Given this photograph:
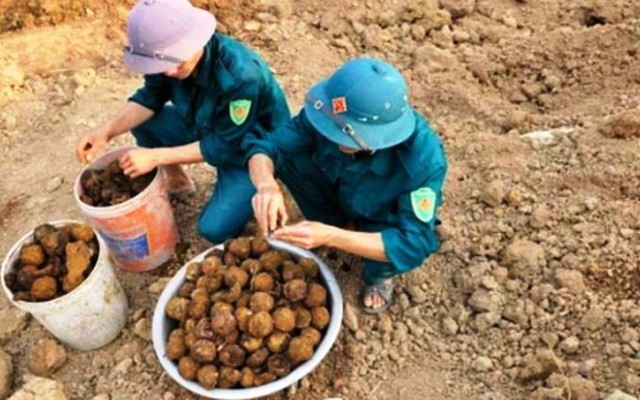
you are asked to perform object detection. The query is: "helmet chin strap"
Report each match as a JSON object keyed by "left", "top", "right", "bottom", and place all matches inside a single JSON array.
[{"left": 305, "top": 93, "right": 371, "bottom": 151}]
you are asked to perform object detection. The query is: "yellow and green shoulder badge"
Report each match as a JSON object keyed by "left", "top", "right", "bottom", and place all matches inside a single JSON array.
[
  {"left": 410, "top": 187, "right": 436, "bottom": 223},
  {"left": 230, "top": 99, "right": 251, "bottom": 125}
]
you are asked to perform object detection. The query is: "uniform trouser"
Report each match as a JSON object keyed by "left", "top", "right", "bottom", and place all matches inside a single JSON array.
[
  {"left": 132, "top": 106, "right": 255, "bottom": 244},
  {"left": 278, "top": 154, "right": 407, "bottom": 285}
]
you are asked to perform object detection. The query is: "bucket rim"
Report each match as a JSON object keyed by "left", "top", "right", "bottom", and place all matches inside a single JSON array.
[
  {"left": 73, "top": 146, "right": 164, "bottom": 215},
  {"left": 1, "top": 219, "right": 110, "bottom": 307}
]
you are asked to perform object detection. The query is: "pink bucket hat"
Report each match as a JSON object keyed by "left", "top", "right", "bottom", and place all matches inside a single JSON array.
[{"left": 124, "top": 0, "right": 216, "bottom": 74}]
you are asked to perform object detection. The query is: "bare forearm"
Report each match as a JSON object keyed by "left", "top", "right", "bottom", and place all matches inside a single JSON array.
[
  {"left": 105, "top": 102, "right": 155, "bottom": 139},
  {"left": 327, "top": 228, "right": 389, "bottom": 262},
  {"left": 249, "top": 154, "right": 278, "bottom": 189},
  {"left": 155, "top": 142, "right": 204, "bottom": 166}
]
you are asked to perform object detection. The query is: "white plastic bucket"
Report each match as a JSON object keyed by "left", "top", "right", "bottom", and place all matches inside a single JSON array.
[
  {"left": 152, "top": 240, "right": 344, "bottom": 399},
  {"left": 1, "top": 220, "right": 129, "bottom": 351},
  {"left": 73, "top": 147, "right": 180, "bottom": 272}
]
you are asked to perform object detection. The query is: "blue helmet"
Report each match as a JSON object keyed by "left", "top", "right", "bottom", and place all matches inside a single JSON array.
[{"left": 304, "top": 57, "right": 416, "bottom": 151}]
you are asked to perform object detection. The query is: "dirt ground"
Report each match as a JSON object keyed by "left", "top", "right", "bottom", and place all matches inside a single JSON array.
[{"left": 1, "top": 0, "right": 640, "bottom": 399}]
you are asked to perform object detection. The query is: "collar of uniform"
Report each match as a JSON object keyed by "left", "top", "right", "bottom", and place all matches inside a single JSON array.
[
  {"left": 194, "top": 34, "right": 217, "bottom": 88},
  {"left": 342, "top": 148, "right": 393, "bottom": 176}
]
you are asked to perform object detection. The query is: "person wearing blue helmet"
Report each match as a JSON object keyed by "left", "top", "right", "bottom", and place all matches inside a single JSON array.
[
  {"left": 75, "top": 0, "right": 290, "bottom": 244},
  {"left": 244, "top": 58, "right": 448, "bottom": 313}
]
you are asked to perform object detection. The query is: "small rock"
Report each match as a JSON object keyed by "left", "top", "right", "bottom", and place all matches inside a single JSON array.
[
  {"left": 502, "top": 301, "right": 528, "bottom": 326},
  {"left": 147, "top": 278, "right": 171, "bottom": 294},
  {"left": 531, "top": 205, "right": 553, "bottom": 228},
  {"left": 0, "top": 63, "right": 25, "bottom": 87},
  {"left": 472, "top": 356, "right": 493, "bottom": 372},
  {"left": 442, "top": 317, "right": 459, "bottom": 335},
  {"left": 439, "top": 0, "right": 475, "bottom": 18},
  {"left": 584, "top": 197, "right": 598, "bottom": 211},
  {"left": 133, "top": 318, "right": 151, "bottom": 342},
  {"left": 581, "top": 307, "right": 606, "bottom": 331},
  {"left": 8, "top": 375, "right": 66, "bottom": 400},
  {"left": 546, "top": 373, "right": 566, "bottom": 388},
  {"left": 406, "top": 286, "right": 427, "bottom": 304},
  {"left": 343, "top": 303, "right": 359, "bottom": 332},
  {"left": 114, "top": 358, "right": 133, "bottom": 375},
  {"left": 481, "top": 276, "right": 500, "bottom": 291},
  {"left": 378, "top": 314, "right": 394, "bottom": 334},
  {"left": 28, "top": 340, "right": 67, "bottom": 377},
  {"left": 474, "top": 312, "right": 501, "bottom": 332},
  {"left": 397, "top": 293, "right": 411, "bottom": 311},
  {"left": 599, "top": 111, "right": 640, "bottom": 139},
  {"left": 468, "top": 289, "right": 504, "bottom": 313},
  {"left": 131, "top": 309, "right": 145, "bottom": 322},
  {"left": 503, "top": 240, "right": 545, "bottom": 279},
  {"left": 243, "top": 20, "right": 262, "bottom": 31},
  {"left": 162, "top": 392, "right": 175, "bottom": 400},
  {"left": 92, "top": 395, "right": 110, "bottom": 400},
  {"left": 0, "top": 350, "right": 12, "bottom": 400},
  {"left": 46, "top": 176, "right": 64, "bottom": 193},
  {"left": 0, "top": 307, "right": 29, "bottom": 343},
  {"left": 568, "top": 375, "right": 598, "bottom": 400},
  {"left": 622, "top": 328, "right": 640, "bottom": 344},
  {"left": 577, "top": 359, "right": 597, "bottom": 377},
  {"left": 625, "top": 374, "right": 640, "bottom": 392},
  {"left": 114, "top": 342, "right": 144, "bottom": 362},
  {"left": 541, "top": 332, "right": 560, "bottom": 349},
  {"left": 554, "top": 269, "right": 586, "bottom": 295},
  {"left": 529, "top": 387, "right": 564, "bottom": 400},
  {"left": 506, "top": 188, "right": 523, "bottom": 206},
  {"left": 559, "top": 336, "right": 580, "bottom": 354},
  {"left": 480, "top": 180, "right": 506, "bottom": 207},
  {"left": 519, "top": 349, "right": 562, "bottom": 383},
  {"left": 604, "top": 390, "right": 638, "bottom": 400}
]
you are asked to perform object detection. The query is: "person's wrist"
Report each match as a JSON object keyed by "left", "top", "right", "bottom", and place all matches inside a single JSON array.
[
  {"left": 257, "top": 180, "right": 279, "bottom": 192},
  {"left": 154, "top": 148, "right": 171, "bottom": 166},
  {"left": 325, "top": 226, "right": 343, "bottom": 248}
]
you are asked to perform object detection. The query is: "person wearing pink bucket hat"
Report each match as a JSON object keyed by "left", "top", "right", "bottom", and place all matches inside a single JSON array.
[{"left": 75, "top": 0, "right": 290, "bottom": 244}]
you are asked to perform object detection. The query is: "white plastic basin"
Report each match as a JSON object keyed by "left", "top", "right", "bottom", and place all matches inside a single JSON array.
[{"left": 152, "top": 239, "right": 344, "bottom": 399}]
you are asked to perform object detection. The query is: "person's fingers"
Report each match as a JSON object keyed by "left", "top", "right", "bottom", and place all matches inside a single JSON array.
[
  {"left": 268, "top": 198, "right": 280, "bottom": 233},
  {"left": 123, "top": 165, "right": 137, "bottom": 177},
  {"left": 273, "top": 225, "right": 307, "bottom": 239},
  {"left": 253, "top": 196, "right": 269, "bottom": 237},
  {"left": 278, "top": 199, "right": 289, "bottom": 227},
  {"left": 76, "top": 138, "right": 88, "bottom": 162},
  {"left": 119, "top": 159, "right": 132, "bottom": 169}
]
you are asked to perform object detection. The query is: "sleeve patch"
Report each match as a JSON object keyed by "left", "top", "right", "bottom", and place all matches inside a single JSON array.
[
  {"left": 410, "top": 187, "right": 436, "bottom": 223},
  {"left": 229, "top": 99, "right": 252, "bottom": 125}
]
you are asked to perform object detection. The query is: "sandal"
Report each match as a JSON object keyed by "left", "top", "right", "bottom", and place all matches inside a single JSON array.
[{"left": 361, "top": 280, "right": 394, "bottom": 314}]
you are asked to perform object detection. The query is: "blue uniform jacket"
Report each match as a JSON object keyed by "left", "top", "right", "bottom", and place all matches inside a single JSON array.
[
  {"left": 245, "top": 110, "right": 448, "bottom": 273},
  {"left": 128, "top": 33, "right": 290, "bottom": 168}
]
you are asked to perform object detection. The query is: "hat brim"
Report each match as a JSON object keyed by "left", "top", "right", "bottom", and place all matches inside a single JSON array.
[
  {"left": 124, "top": 9, "right": 216, "bottom": 75},
  {"left": 303, "top": 79, "right": 416, "bottom": 150}
]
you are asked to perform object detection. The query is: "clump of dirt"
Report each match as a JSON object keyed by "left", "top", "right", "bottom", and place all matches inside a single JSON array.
[
  {"left": 599, "top": 110, "right": 640, "bottom": 139},
  {"left": 163, "top": 237, "right": 330, "bottom": 390},
  {"left": 4, "top": 223, "right": 98, "bottom": 302},
  {"left": 79, "top": 160, "right": 154, "bottom": 207}
]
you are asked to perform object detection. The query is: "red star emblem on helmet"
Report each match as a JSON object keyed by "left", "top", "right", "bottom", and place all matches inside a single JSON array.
[{"left": 332, "top": 97, "right": 347, "bottom": 114}]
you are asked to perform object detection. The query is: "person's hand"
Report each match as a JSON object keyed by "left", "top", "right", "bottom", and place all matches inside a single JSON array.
[
  {"left": 271, "top": 221, "right": 336, "bottom": 249},
  {"left": 76, "top": 126, "right": 110, "bottom": 163},
  {"left": 119, "top": 148, "right": 161, "bottom": 178},
  {"left": 252, "top": 182, "right": 288, "bottom": 236}
]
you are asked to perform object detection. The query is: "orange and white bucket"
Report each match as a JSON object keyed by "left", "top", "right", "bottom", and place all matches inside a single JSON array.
[{"left": 74, "top": 148, "right": 179, "bottom": 272}]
